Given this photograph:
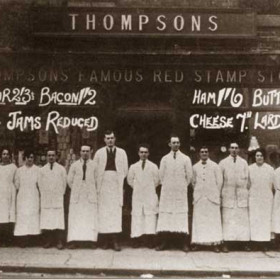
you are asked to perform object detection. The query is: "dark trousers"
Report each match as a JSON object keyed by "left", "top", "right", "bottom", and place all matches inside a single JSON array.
[
  {"left": 158, "top": 232, "right": 189, "bottom": 248},
  {"left": 98, "top": 233, "right": 120, "bottom": 246},
  {"left": 132, "top": 234, "right": 156, "bottom": 248},
  {"left": 223, "top": 241, "right": 251, "bottom": 250},
  {"left": 43, "top": 229, "right": 64, "bottom": 245},
  {"left": 0, "top": 223, "right": 14, "bottom": 246}
]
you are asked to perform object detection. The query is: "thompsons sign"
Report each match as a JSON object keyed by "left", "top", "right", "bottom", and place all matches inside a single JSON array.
[{"left": 32, "top": 7, "right": 256, "bottom": 38}]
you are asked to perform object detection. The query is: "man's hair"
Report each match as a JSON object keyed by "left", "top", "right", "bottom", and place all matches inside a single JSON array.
[
  {"left": 104, "top": 130, "right": 115, "bottom": 137},
  {"left": 169, "top": 134, "right": 180, "bottom": 143},
  {"left": 138, "top": 143, "right": 150, "bottom": 151},
  {"left": 229, "top": 142, "right": 239, "bottom": 148},
  {"left": 81, "top": 145, "right": 91, "bottom": 151},
  {"left": 47, "top": 149, "right": 57, "bottom": 154},
  {"left": 24, "top": 149, "right": 35, "bottom": 159},
  {"left": 199, "top": 145, "right": 208, "bottom": 151}
]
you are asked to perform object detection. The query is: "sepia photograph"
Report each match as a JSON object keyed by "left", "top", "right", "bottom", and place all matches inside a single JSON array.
[{"left": 0, "top": 0, "right": 280, "bottom": 278}]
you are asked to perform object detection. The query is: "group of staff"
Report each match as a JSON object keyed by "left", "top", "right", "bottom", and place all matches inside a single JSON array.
[{"left": 0, "top": 130, "right": 279, "bottom": 253}]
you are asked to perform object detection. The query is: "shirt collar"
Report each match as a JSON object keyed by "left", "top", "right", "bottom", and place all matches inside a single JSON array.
[
  {"left": 229, "top": 155, "right": 238, "bottom": 161},
  {"left": 200, "top": 159, "right": 208, "bottom": 165},
  {"left": 170, "top": 150, "right": 180, "bottom": 155}
]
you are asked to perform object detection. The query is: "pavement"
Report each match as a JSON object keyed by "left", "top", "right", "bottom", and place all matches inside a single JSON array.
[{"left": 1, "top": 247, "right": 280, "bottom": 278}]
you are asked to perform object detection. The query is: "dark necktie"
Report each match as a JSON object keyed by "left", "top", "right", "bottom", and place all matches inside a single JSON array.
[
  {"left": 174, "top": 152, "right": 176, "bottom": 159},
  {"left": 110, "top": 148, "right": 113, "bottom": 154},
  {"left": 142, "top": 159, "right": 146, "bottom": 170},
  {"left": 50, "top": 163, "right": 53, "bottom": 170},
  {"left": 83, "top": 159, "right": 87, "bottom": 180},
  {"left": 234, "top": 157, "right": 236, "bottom": 163}
]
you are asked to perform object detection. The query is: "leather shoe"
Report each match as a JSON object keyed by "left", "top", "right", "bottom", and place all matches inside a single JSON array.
[
  {"left": 101, "top": 242, "right": 110, "bottom": 250},
  {"left": 191, "top": 245, "right": 199, "bottom": 251},
  {"left": 244, "top": 245, "right": 251, "bottom": 252},
  {"left": 212, "top": 245, "right": 220, "bottom": 253},
  {"left": 113, "top": 242, "right": 121, "bottom": 252},
  {"left": 155, "top": 242, "right": 167, "bottom": 251},
  {"left": 221, "top": 244, "right": 229, "bottom": 253},
  {"left": 67, "top": 242, "right": 77, "bottom": 249},
  {"left": 56, "top": 241, "right": 64, "bottom": 250},
  {"left": 43, "top": 242, "right": 52, "bottom": 249},
  {"left": 182, "top": 244, "right": 190, "bottom": 253},
  {"left": 132, "top": 241, "right": 141, "bottom": 248}
]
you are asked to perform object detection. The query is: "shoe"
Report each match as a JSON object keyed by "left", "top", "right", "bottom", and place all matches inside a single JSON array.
[
  {"left": 19, "top": 242, "right": 26, "bottom": 248},
  {"left": 101, "top": 242, "right": 110, "bottom": 250},
  {"left": 221, "top": 244, "right": 229, "bottom": 253},
  {"left": 155, "top": 242, "right": 167, "bottom": 251},
  {"left": 147, "top": 242, "right": 155, "bottom": 249},
  {"left": 263, "top": 246, "right": 269, "bottom": 252},
  {"left": 212, "top": 245, "right": 220, "bottom": 253},
  {"left": 43, "top": 242, "right": 52, "bottom": 249},
  {"left": 56, "top": 241, "right": 64, "bottom": 250},
  {"left": 90, "top": 243, "right": 97, "bottom": 249},
  {"left": 182, "top": 244, "right": 190, "bottom": 253},
  {"left": 132, "top": 241, "right": 141, "bottom": 248},
  {"left": 191, "top": 245, "right": 199, "bottom": 251},
  {"left": 67, "top": 242, "right": 77, "bottom": 249},
  {"left": 113, "top": 242, "right": 121, "bottom": 252},
  {"left": 244, "top": 245, "right": 251, "bottom": 252}
]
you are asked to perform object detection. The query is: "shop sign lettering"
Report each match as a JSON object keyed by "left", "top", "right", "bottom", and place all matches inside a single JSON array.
[
  {"left": 190, "top": 87, "right": 280, "bottom": 132},
  {"left": 0, "top": 87, "right": 99, "bottom": 133},
  {"left": 33, "top": 8, "right": 256, "bottom": 38},
  {"left": 192, "top": 88, "right": 243, "bottom": 107}
]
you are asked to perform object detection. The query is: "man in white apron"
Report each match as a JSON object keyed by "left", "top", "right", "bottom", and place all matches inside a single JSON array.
[
  {"left": 156, "top": 135, "right": 193, "bottom": 252},
  {"left": 127, "top": 144, "right": 160, "bottom": 248},
  {"left": 219, "top": 142, "right": 250, "bottom": 252},
  {"left": 38, "top": 150, "right": 67, "bottom": 250},
  {"left": 94, "top": 130, "right": 128, "bottom": 251},
  {"left": 67, "top": 145, "right": 98, "bottom": 249},
  {"left": 191, "top": 146, "right": 223, "bottom": 252}
]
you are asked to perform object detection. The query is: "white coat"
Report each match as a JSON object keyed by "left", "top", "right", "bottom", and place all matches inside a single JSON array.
[
  {"left": 249, "top": 163, "right": 274, "bottom": 241},
  {"left": 0, "top": 163, "right": 17, "bottom": 223},
  {"left": 219, "top": 155, "right": 249, "bottom": 208},
  {"left": 67, "top": 159, "right": 97, "bottom": 205},
  {"left": 67, "top": 159, "right": 98, "bottom": 241},
  {"left": 157, "top": 150, "right": 193, "bottom": 233},
  {"left": 192, "top": 159, "right": 223, "bottom": 205},
  {"left": 158, "top": 151, "right": 193, "bottom": 214},
  {"left": 127, "top": 159, "right": 160, "bottom": 216},
  {"left": 94, "top": 146, "right": 128, "bottom": 206},
  {"left": 14, "top": 165, "right": 40, "bottom": 236},
  {"left": 39, "top": 162, "right": 67, "bottom": 209},
  {"left": 191, "top": 159, "right": 223, "bottom": 244},
  {"left": 272, "top": 167, "right": 280, "bottom": 233},
  {"left": 38, "top": 162, "right": 67, "bottom": 230},
  {"left": 219, "top": 155, "right": 250, "bottom": 241}
]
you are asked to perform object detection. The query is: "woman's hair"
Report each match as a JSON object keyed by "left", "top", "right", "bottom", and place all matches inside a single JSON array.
[
  {"left": 0, "top": 147, "right": 11, "bottom": 156},
  {"left": 254, "top": 148, "right": 266, "bottom": 159},
  {"left": 24, "top": 149, "right": 35, "bottom": 159}
]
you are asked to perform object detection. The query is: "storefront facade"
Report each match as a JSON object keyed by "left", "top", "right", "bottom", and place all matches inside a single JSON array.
[{"left": 1, "top": 0, "right": 280, "bottom": 237}]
